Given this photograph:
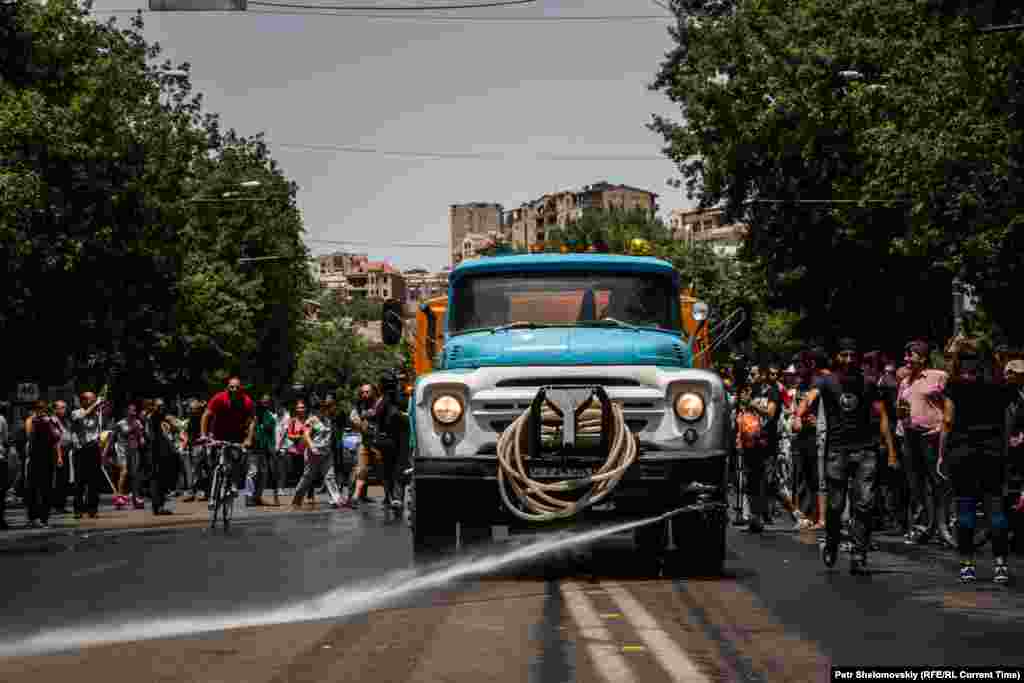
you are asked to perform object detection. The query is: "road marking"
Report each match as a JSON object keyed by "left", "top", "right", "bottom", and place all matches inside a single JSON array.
[
  {"left": 70, "top": 559, "right": 130, "bottom": 578},
  {"left": 601, "top": 612, "right": 623, "bottom": 619},
  {"left": 603, "top": 583, "right": 711, "bottom": 683},
  {"left": 561, "top": 582, "right": 637, "bottom": 683},
  {"left": 622, "top": 645, "right": 646, "bottom": 652}
]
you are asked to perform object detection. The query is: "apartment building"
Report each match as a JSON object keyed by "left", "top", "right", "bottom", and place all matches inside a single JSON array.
[
  {"left": 669, "top": 207, "right": 747, "bottom": 257},
  {"left": 404, "top": 268, "right": 450, "bottom": 302},
  {"left": 346, "top": 261, "right": 406, "bottom": 301},
  {"left": 449, "top": 202, "right": 504, "bottom": 267},
  {"left": 314, "top": 250, "right": 406, "bottom": 302},
  {"left": 501, "top": 181, "right": 659, "bottom": 250}
]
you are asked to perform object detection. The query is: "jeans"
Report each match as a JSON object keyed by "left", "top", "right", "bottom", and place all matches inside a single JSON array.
[
  {"left": 292, "top": 453, "right": 342, "bottom": 505},
  {"left": 949, "top": 445, "right": 1008, "bottom": 559},
  {"left": 177, "top": 446, "right": 192, "bottom": 492},
  {"left": 189, "top": 446, "right": 210, "bottom": 496},
  {"left": 0, "top": 456, "right": 8, "bottom": 525},
  {"left": 246, "top": 448, "right": 270, "bottom": 497},
  {"left": 791, "top": 437, "right": 818, "bottom": 517},
  {"left": 825, "top": 447, "right": 878, "bottom": 559},
  {"left": 267, "top": 450, "right": 289, "bottom": 494},
  {"left": 903, "top": 429, "right": 951, "bottom": 540},
  {"left": 27, "top": 452, "right": 55, "bottom": 524},
  {"left": 130, "top": 447, "right": 148, "bottom": 502},
  {"left": 742, "top": 445, "right": 772, "bottom": 522},
  {"left": 73, "top": 442, "right": 102, "bottom": 514}
]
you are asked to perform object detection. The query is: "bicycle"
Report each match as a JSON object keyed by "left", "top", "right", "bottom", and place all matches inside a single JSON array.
[{"left": 201, "top": 439, "right": 247, "bottom": 531}]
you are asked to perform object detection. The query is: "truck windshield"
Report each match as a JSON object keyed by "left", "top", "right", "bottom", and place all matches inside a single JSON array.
[{"left": 450, "top": 272, "right": 680, "bottom": 334}]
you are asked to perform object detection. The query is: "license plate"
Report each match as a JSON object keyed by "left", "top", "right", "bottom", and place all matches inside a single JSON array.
[{"left": 530, "top": 467, "right": 592, "bottom": 478}]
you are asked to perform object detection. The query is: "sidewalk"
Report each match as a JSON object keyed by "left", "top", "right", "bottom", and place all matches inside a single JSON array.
[{"left": 1, "top": 486, "right": 392, "bottom": 548}]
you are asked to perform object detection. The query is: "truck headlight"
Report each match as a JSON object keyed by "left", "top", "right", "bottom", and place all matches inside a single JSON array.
[
  {"left": 431, "top": 394, "right": 463, "bottom": 425},
  {"left": 674, "top": 392, "right": 704, "bottom": 422}
]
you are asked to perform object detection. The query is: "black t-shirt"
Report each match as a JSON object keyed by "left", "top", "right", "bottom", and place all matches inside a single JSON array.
[
  {"left": 945, "top": 380, "right": 1011, "bottom": 459},
  {"left": 816, "top": 371, "right": 879, "bottom": 450},
  {"left": 749, "top": 381, "right": 781, "bottom": 443}
]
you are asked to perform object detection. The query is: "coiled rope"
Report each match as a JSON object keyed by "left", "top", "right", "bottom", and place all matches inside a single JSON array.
[{"left": 496, "top": 399, "right": 638, "bottom": 522}]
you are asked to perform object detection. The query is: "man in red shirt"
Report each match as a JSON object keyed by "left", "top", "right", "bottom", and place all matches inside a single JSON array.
[
  {"left": 201, "top": 377, "right": 255, "bottom": 445},
  {"left": 199, "top": 377, "right": 255, "bottom": 493}
]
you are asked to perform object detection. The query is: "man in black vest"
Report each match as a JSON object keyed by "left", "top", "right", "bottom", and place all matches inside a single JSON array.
[{"left": 803, "top": 338, "right": 898, "bottom": 574}]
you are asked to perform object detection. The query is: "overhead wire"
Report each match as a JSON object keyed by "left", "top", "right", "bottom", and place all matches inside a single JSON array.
[
  {"left": 272, "top": 143, "right": 667, "bottom": 161},
  {"left": 89, "top": 7, "right": 667, "bottom": 20},
  {"left": 305, "top": 238, "right": 448, "bottom": 247},
  {"left": 248, "top": 0, "right": 539, "bottom": 10}
]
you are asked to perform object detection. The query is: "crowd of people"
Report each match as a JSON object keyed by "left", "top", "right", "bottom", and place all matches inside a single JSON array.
[
  {"left": 3, "top": 337, "right": 1022, "bottom": 587},
  {"left": 724, "top": 336, "right": 1024, "bottom": 583},
  {"left": 0, "top": 371, "right": 409, "bottom": 530}
]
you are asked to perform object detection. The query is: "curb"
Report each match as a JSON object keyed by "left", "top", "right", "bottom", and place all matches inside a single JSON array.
[{"left": 0, "top": 506, "right": 350, "bottom": 552}]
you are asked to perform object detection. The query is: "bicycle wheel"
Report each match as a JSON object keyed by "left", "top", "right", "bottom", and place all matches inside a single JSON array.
[
  {"left": 209, "top": 466, "right": 222, "bottom": 530},
  {"left": 222, "top": 479, "right": 234, "bottom": 531}
]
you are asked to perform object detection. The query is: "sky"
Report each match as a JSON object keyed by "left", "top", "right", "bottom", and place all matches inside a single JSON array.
[{"left": 89, "top": 0, "right": 696, "bottom": 271}]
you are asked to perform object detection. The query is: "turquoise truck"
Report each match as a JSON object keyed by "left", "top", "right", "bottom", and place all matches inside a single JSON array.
[{"left": 403, "top": 252, "right": 738, "bottom": 576}]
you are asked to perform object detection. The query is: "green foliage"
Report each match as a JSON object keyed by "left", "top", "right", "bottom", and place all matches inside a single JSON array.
[
  {"left": 547, "top": 207, "right": 669, "bottom": 252},
  {"left": 296, "top": 295, "right": 403, "bottom": 402},
  {"left": 651, "top": 0, "right": 1024, "bottom": 347}
]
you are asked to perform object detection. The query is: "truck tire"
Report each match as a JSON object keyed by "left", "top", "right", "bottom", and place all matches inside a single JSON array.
[
  {"left": 634, "top": 520, "right": 667, "bottom": 578},
  {"left": 664, "top": 513, "right": 726, "bottom": 578},
  {"left": 408, "top": 477, "right": 457, "bottom": 559}
]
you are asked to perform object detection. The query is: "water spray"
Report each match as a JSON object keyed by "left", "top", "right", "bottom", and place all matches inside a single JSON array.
[{"left": 0, "top": 510, "right": 688, "bottom": 658}]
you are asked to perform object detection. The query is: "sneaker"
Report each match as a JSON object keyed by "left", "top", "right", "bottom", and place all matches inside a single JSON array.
[
  {"left": 132, "top": 497, "right": 145, "bottom": 510},
  {"left": 994, "top": 560, "right": 1010, "bottom": 585},
  {"left": 960, "top": 561, "right": 977, "bottom": 583},
  {"left": 849, "top": 556, "right": 869, "bottom": 575},
  {"left": 822, "top": 543, "right": 838, "bottom": 568}
]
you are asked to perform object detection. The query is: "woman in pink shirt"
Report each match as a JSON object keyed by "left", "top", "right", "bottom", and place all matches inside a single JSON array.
[{"left": 897, "top": 340, "right": 954, "bottom": 547}]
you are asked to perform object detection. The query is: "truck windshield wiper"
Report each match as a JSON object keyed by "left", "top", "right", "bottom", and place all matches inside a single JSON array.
[
  {"left": 492, "top": 321, "right": 546, "bottom": 333},
  {"left": 576, "top": 318, "right": 639, "bottom": 330}
]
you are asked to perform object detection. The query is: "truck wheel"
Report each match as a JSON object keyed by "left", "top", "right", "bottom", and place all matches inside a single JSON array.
[
  {"left": 664, "top": 514, "right": 726, "bottom": 578},
  {"left": 634, "top": 521, "right": 667, "bottom": 578},
  {"left": 409, "top": 478, "right": 456, "bottom": 559}
]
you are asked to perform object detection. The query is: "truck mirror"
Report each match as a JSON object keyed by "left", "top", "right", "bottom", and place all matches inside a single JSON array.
[{"left": 692, "top": 301, "right": 709, "bottom": 323}]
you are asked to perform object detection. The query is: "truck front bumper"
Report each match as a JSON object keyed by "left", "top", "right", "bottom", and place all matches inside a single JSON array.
[{"left": 414, "top": 450, "right": 729, "bottom": 526}]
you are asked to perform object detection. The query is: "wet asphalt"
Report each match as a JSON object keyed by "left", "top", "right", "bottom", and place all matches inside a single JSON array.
[{"left": 2, "top": 504, "right": 1024, "bottom": 680}]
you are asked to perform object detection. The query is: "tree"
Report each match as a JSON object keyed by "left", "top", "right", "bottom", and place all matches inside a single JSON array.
[
  {"left": 546, "top": 207, "right": 670, "bottom": 252},
  {"left": 0, "top": 0, "right": 312, "bottom": 399},
  {"left": 650, "top": 0, "right": 1023, "bottom": 348},
  {"left": 293, "top": 320, "right": 402, "bottom": 404}
]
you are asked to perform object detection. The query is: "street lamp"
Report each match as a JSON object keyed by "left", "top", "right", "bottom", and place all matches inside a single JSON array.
[{"left": 187, "top": 180, "right": 265, "bottom": 203}]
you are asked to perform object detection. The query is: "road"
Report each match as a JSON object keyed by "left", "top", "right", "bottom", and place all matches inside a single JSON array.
[{"left": 1, "top": 501, "right": 1023, "bottom": 682}]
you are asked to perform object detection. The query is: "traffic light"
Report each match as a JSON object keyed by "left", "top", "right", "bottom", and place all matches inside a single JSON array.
[{"left": 382, "top": 299, "right": 403, "bottom": 346}]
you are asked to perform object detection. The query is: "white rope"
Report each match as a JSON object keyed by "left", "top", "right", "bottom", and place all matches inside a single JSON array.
[{"left": 495, "top": 400, "right": 638, "bottom": 523}]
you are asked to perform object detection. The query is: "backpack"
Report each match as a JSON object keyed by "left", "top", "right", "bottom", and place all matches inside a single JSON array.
[{"left": 737, "top": 410, "right": 768, "bottom": 450}]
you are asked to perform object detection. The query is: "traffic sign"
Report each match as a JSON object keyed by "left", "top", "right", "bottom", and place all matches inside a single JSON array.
[{"left": 16, "top": 383, "right": 39, "bottom": 402}]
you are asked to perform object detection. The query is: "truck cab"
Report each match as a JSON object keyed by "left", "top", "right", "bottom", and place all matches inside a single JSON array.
[{"left": 406, "top": 253, "right": 731, "bottom": 575}]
